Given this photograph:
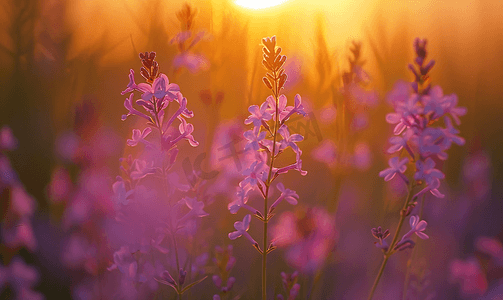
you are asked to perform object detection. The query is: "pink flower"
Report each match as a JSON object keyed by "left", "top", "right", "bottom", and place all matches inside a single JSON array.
[
  {"left": 228, "top": 214, "right": 257, "bottom": 246},
  {"left": 173, "top": 53, "right": 209, "bottom": 74},
  {"left": 137, "top": 73, "right": 180, "bottom": 102},
  {"left": 270, "top": 183, "right": 299, "bottom": 211},
  {"left": 282, "top": 94, "right": 307, "bottom": 122},
  {"left": 450, "top": 258, "right": 488, "bottom": 296},
  {"left": 243, "top": 128, "right": 266, "bottom": 151},
  {"left": 121, "top": 69, "right": 138, "bottom": 95},
  {"left": 379, "top": 157, "right": 409, "bottom": 183},
  {"left": 0, "top": 257, "right": 42, "bottom": 300},
  {"left": 278, "top": 125, "right": 303, "bottom": 154},
  {"left": 413, "top": 158, "right": 445, "bottom": 198},
  {"left": 112, "top": 181, "right": 134, "bottom": 206},
  {"left": 475, "top": 236, "right": 503, "bottom": 264},
  {"left": 122, "top": 93, "right": 151, "bottom": 122},
  {"left": 441, "top": 93, "right": 467, "bottom": 125},
  {"left": 272, "top": 207, "right": 336, "bottom": 273},
  {"left": 130, "top": 159, "right": 156, "bottom": 181},
  {"left": 401, "top": 215, "right": 429, "bottom": 241},
  {"left": 0, "top": 126, "right": 17, "bottom": 151},
  {"left": 228, "top": 184, "right": 257, "bottom": 214},
  {"left": 311, "top": 140, "right": 337, "bottom": 168},
  {"left": 245, "top": 101, "right": 272, "bottom": 128},
  {"left": 47, "top": 167, "right": 72, "bottom": 203},
  {"left": 127, "top": 127, "right": 152, "bottom": 147}
]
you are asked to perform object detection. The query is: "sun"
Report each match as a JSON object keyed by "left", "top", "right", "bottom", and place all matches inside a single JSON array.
[{"left": 234, "top": 0, "right": 288, "bottom": 9}]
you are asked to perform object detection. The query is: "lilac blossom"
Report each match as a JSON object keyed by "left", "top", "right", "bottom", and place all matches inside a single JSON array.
[
  {"left": 0, "top": 126, "right": 18, "bottom": 151},
  {"left": 47, "top": 167, "right": 72, "bottom": 203},
  {"left": 277, "top": 271, "right": 301, "bottom": 300},
  {"left": 228, "top": 214, "right": 257, "bottom": 245},
  {"left": 107, "top": 246, "right": 141, "bottom": 281},
  {"left": 240, "top": 159, "right": 268, "bottom": 190},
  {"left": 176, "top": 196, "right": 209, "bottom": 225},
  {"left": 275, "top": 150, "right": 308, "bottom": 176},
  {"left": 121, "top": 93, "right": 151, "bottom": 122},
  {"left": 278, "top": 125, "right": 304, "bottom": 154},
  {"left": 245, "top": 101, "right": 272, "bottom": 128},
  {"left": 400, "top": 215, "right": 429, "bottom": 241},
  {"left": 129, "top": 159, "right": 156, "bottom": 181},
  {"left": 0, "top": 257, "right": 43, "bottom": 300},
  {"left": 413, "top": 158, "right": 445, "bottom": 198},
  {"left": 311, "top": 140, "right": 337, "bottom": 168},
  {"left": 228, "top": 36, "right": 308, "bottom": 300},
  {"left": 270, "top": 183, "right": 299, "bottom": 211},
  {"left": 371, "top": 226, "right": 390, "bottom": 251},
  {"left": 173, "top": 53, "right": 209, "bottom": 74},
  {"left": 136, "top": 73, "right": 180, "bottom": 102},
  {"left": 112, "top": 51, "right": 208, "bottom": 298},
  {"left": 127, "top": 128, "right": 152, "bottom": 147},
  {"left": 450, "top": 258, "right": 488, "bottom": 296},
  {"left": 243, "top": 128, "right": 266, "bottom": 151},
  {"left": 379, "top": 157, "right": 409, "bottom": 183},
  {"left": 112, "top": 180, "right": 134, "bottom": 206},
  {"left": 1, "top": 184, "right": 37, "bottom": 251},
  {"left": 475, "top": 237, "right": 503, "bottom": 265},
  {"left": 381, "top": 38, "right": 465, "bottom": 200},
  {"left": 212, "top": 245, "right": 236, "bottom": 298},
  {"left": 171, "top": 4, "right": 210, "bottom": 74},
  {"left": 441, "top": 93, "right": 467, "bottom": 125},
  {"left": 370, "top": 38, "right": 466, "bottom": 300},
  {"left": 228, "top": 184, "right": 258, "bottom": 214},
  {"left": 387, "top": 129, "right": 414, "bottom": 155},
  {"left": 272, "top": 207, "right": 337, "bottom": 273}
]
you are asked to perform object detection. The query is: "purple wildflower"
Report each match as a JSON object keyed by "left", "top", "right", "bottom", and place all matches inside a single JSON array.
[
  {"left": 127, "top": 128, "right": 152, "bottom": 147},
  {"left": 278, "top": 125, "right": 304, "bottom": 154},
  {"left": 245, "top": 101, "right": 272, "bottom": 128},
  {"left": 379, "top": 157, "right": 409, "bottom": 183},
  {"left": 270, "top": 183, "right": 299, "bottom": 212},
  {"left": 228, "top": 214, "right": 257, "bottom": 245},
  {"left": 401, "top": 215, "right": 429, "bottom": 241}
]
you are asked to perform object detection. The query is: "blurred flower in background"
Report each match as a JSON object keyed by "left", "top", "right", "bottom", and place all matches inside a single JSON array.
[{"left": 272, "top": 206, "right": 337, "bottom": 274}]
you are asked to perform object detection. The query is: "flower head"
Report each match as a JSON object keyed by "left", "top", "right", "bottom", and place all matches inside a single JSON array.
[
  {"left": 228, "top": 214, "right": 257, "bottom": 246},
  {"left": 401, "top": 215, "right": 429, "bottom": 241},
  {"left": 379, "top": 157, "right": 409, "bottom": 183}
]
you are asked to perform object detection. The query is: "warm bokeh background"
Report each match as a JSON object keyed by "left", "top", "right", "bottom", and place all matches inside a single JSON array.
[{"left": 1, "top": 0, "right": 502, "bottom": 299}]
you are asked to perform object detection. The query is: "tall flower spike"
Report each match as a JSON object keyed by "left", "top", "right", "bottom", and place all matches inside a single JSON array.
[
  {"left": 139, "top": 51, "right": 160, "bottom": 83},
  {"left": 262, "top": 36, "right": 288, "bottom": 91}
]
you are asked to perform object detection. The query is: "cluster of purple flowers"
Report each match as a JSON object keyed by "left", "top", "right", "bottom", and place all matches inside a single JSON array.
[
  {"left": 170, "top": 3, "right": 209, "bottom": 74},
  {"left": 212, "top": 245, "right": 236, "bottom": 300},
  {"left": 227, "top": 37, "right": 307, "bottom": 244},
  {"left": 226, "top": 36, "right": 308, "bottom": 300},
  {"left": 0, "top": 127, "right": 43, "bottom": 300},
  {"left": 277, "top": 271, "right": 300, "bottom": 300},
  {"left": 108, "top": 51, "right": 209, "bottom": 299},
  {"left": 380, "top": 38, "right": 467, "bottom": 199},
  {"left": 368, "top": 38, "right": 467, "bottom": 300}
]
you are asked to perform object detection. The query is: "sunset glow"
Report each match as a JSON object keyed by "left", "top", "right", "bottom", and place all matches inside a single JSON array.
[
  {"left": 234, "top": 0, "right": 288, "bottom": 9},
  {"left": 1, "top": 0, "right": 501, "bottom": 299}
]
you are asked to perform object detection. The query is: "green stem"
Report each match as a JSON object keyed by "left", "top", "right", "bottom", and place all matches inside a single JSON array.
[
  {"left": 368, "top": 254, "right": 390, "bottom": 300},
  {"left": 172, "top": 233, "right": 181, "bottom": 278},
  {"left": 402, "top": 194, "right": 425, "bottom": 300},
  {"left": 261, "top": 70, "right": 280, "bottom": 300},
  {"left": 307, "top": 269, "right": 323, "bottom": 300},
  {"left": 368, "top": 184, "right": 414, "bottom": 300}
]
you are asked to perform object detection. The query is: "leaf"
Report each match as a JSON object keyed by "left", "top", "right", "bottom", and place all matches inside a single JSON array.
[
  {"left": 180, "top": 276, "right": 208, "bottom": 294},
  {"left": 154, "top": 278, "right": 179, "bottom": 293}
]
